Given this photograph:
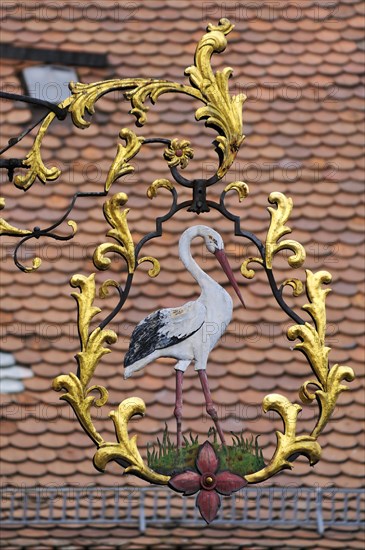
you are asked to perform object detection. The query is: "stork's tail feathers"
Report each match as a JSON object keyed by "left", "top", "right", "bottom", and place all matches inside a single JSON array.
[
  {"left": 124, "top": 350, "right": 160, "bottom": 379},
  {"left": 123, "top": 366, "right": 133, "bottom": 379}
]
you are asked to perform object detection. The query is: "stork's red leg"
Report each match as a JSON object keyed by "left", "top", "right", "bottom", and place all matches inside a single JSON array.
[
  {"left": 174, "top": 370, "right": 184, "bottom": 450},
  {"left": 198, "top": 370, "right": 226, "bottom": 446}
]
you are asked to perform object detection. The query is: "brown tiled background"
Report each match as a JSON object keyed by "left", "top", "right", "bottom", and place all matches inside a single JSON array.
[{"left": 0, "top": 0, "right": 364, "bottom": 548}]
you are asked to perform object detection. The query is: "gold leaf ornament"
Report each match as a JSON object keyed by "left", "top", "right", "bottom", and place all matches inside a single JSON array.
[
  {"left": 99, "top": 279, "right": 119, "bottom": 299},
  {"left": 224, "top": 181, "right": 249, "bottom": 202},
  {"left": 289, "top": 269, "right": 354, "bottom": 438},
  {"left": 126, "top": 81, "right": 201, "bottom": 126},
  {"left": 147, "top": 178, "right": 174, "bottom": 199},
  {"left": 70, "top": 273, "right": 117, "bottom": 388},
  {"left": 68, "top": 79, "right": 148, "bottom": 129},
  {"left": 164, "top": 139, "right": 194, "bottom": 169},
  {"left": 244, "top": 268, "right": 354, "bottom": 483},
  {"left": 14, "top": 144, "right": 61, "bottom": 190},
  {"left": 15, "top": 20, "right": 244, "bottom": 189},
  {"left": 266, "top": 192, "right": 306, "bottom": 269},
  {"left": 23, "top": 258, "right": 42, "bottom": 273},
  {"left": 240, "top": 257, "right": 263, "bottom": 279},
  {"left": 71, "top": 273, "right": 101, "bottom": 350},
  {"left": 308, "top": 364, "right": 355, "bottom": 438},
  {"left": 185, "top": 18, "right": 246, "bottom": 178},
  {"left": 0, "top": 197, "right": 31, "bottom": 236},
  {"left": 76, "top": 327, "right": 117, "bottom": 389},
  {"left": 282, "top": 278, "right": 304, "bottom": 297},
  {"left": 288, "top": 270, "right": 332, "bottom": 388},
  {"left": 138, "top": 256, "right": 161, "bottom": 278},
  {"left": 53, "top": 273, "right": 117, "bottom": 446},
  {"left": 93, "top": 398, "right": 170, "bottom": 484},
  {"left": 240, "top": 192, "right": 305, "bottom": 284},
  {"left": 54, "top": 273, "right": 169, "bottom": 484},
  {"left": 105, "top": 128, "right": 144, "bottom": 192},
  {"left": 245, "top": 394, "right": 322, "bottom": 483},
  {"left": 13, "top": 95, "right": 74, "bottom": 190},
  {"left": 127, "top": 18, "right": 245, "bottom": 176},
  {"left": 53, "top": 373, "right": 106, "bottom": 446},
  {"left": 93, "top": 193, "right": 135, "bottom": 273}
]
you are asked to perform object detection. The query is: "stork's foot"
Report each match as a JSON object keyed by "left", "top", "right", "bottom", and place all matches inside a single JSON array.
[
  {"left": 198, "top": 370, "right": 227, "bottom": 447},
  {"left": 206, "top": 404, "right": 226, "bottom": 446}
]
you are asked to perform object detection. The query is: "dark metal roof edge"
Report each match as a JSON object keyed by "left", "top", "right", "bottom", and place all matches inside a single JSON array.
[{"left": 0, "top": 43, "right": 108, "bottom": 67}]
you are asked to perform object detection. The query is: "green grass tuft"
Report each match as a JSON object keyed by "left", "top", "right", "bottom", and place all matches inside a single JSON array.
[{"left": 147, "top": 425, "right": 265, "bottom": 477}]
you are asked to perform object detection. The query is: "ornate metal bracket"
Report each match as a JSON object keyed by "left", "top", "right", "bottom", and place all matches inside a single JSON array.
[{"left": 0, "top": 19, "right": 354, "bottom": 524}]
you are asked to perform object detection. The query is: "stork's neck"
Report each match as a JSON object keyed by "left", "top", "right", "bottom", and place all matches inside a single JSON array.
[{"left": 179, "top": 226, "right": 216, "bottom": 292}]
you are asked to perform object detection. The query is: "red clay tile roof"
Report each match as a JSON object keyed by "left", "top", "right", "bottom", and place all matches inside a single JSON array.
[{"left": 1, "top": 0, "right": 364, "bottom": 547}]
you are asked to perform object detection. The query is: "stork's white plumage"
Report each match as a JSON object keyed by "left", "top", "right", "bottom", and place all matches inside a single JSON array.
[{"left": 124, "top": 225, "right": 245, "bottom": 447}]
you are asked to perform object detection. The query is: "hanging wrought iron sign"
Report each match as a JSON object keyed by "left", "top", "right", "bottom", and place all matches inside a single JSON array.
[{"left": 0, "top": 19, "right": 355, "bottom": 524}]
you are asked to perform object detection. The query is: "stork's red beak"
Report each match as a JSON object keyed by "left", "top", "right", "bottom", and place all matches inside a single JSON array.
[{"left": 214, "top": 249, "right": 246, "bottom": 308}]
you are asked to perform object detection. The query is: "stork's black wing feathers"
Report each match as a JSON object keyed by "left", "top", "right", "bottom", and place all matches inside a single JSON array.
[
  {"left": 124, "top": 310, "right": 179, "bottom": 367},
  {"left": 124, "top": 302, "right": 205, "bottom": 368}
]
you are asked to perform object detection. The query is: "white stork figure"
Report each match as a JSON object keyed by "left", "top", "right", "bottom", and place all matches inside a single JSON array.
[{"left": 124, "top": 225, "right": 245, "bottom": 448}]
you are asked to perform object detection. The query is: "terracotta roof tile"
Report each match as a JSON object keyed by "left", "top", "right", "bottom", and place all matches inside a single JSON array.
[{"left": 0, "top": 3, "right": 364, "bottom": 546}]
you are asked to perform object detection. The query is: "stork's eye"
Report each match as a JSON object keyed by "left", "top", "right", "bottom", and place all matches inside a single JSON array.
[{"left": 209, "top": 236, "right": 218, "bottom": 246}]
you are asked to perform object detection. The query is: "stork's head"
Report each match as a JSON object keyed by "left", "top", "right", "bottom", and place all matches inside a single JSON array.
[
  {"left": 203, "top": 228, "right": 224, "bottom": 254},
  {"left": 198, "top": 226, "right": 246, "bottom": 308}
]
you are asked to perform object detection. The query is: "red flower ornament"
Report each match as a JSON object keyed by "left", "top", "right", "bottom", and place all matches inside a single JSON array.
[{"left": 168, "top": 441, "right": 247, "bottom": 524}]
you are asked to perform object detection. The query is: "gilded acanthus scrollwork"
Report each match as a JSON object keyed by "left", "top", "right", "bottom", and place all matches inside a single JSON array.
[
  {"left": 147, "top": 178, "right": 175, "bottom": 199},
  {"left": 245, "top": 395, "right": 322, "bottom": 482},
  {"left": 0, "top": 197, "right": 32, "bottom": 236},
  {"left": 93, "top": 192, "right": 160, "bottom": 278},
  {"left": 245, "top": 267, "right": 354, "bottom": 483},
  {"left": 13, "top": 18, "right": 244, "bottom": 192},
  {"left": 93, "top": 397, "right": 170, "bottom": 484},
  {"left": 164, "top": 139, "right": 194, "bottom": 170},
  {"left": 105, "top": 129, "right": 145, "bottom": 192},
  {"left": 290, "top": 270, "right": 355, "bottom": 439},
  {"left": 237, "top": 188, "right": 354, "bottom": 483},
  {"left": 224, "top": 181, "right": 249, "bottom": 202},
  {"left": 52, "top": 274, "right": 116, "bottom": 445},
  {"left": 53, "top": 273, "right": 169, "bottom": 484},
  {"left": 93, "top": 193, "right": 136, "bottom": 273},
  {"left": 241, "top": 191, "right": 306, "bottom": 284},
  {"left": 185, "top": 19, "right": 246, "bottom": 178}
]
